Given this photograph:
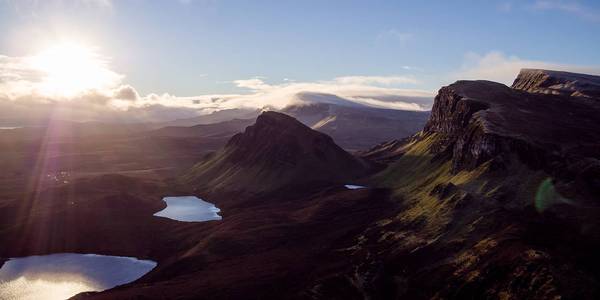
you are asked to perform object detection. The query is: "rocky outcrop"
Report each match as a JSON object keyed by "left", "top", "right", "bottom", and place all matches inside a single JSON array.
[
  {"left": 423, "top": 83, "right": 490, "bottom": 136},
  {"left": 339, "top": 70, "right": 600, "bottom": 300},
  {"left": 422, "top": 77, "right": 600, "bottom": 175},
  {"left": 512, "top": 68, "right": 600, "bottom": 99}
]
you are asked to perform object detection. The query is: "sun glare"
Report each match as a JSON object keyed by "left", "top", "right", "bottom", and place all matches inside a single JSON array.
[{"left": 30, "top": 42, "right": 121, "bottom": 97}]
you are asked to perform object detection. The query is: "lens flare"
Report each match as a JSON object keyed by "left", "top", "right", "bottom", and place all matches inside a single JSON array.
[
  {"left": 535, "top": 178, "right": 573, "bottom": 212},
  {"left": 29, "top": 42, "right": 121, "bottom": 97}
]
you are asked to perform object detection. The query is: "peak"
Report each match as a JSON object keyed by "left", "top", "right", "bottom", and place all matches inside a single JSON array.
[
  {"left": 256, "top": 111, "right": 298, "bottom": 124},
  {"left": 229, "top": 112, "right": 331, "bottom": 150},
  {"left": 251, "top": 111, "right": 314, "bottom": 135}
]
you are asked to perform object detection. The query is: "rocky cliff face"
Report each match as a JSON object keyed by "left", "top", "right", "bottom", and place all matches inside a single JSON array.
[
  {"left": 422, "top": 76, "right": 600, "bottom": 182},
  {"left": 512, "top": 68, "right": 600, "bottom": 98},
  {"left": 331, "top": 69, "right": 600, "bottom": 300}
]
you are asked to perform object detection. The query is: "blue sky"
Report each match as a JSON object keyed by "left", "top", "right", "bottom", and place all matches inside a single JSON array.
[{"left": 0, "top": 0, "right": 599, "bottom": 120}]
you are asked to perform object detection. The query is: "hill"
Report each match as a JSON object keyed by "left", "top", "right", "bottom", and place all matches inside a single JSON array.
[{"left": 182, "top": 111, "right": 370, "bottom": 193}]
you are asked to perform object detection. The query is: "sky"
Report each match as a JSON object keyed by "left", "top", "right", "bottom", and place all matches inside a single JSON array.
[{"left": 1, "top": 0, "right": 600, "bottom": 123}]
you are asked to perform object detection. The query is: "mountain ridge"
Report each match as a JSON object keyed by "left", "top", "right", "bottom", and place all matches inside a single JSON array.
[
  {"left": 512, "top": 68, "right": 600, "bottom": 98},
  {"left": 340, "top": 69, "right": 600, "bottom": 299},
  {"left": 281, "top": 96, "right": 429, "bottom": 150}
]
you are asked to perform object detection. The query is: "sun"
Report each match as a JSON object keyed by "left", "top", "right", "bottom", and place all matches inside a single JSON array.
[{"left": 30, "top": 42, "right": 121, "bottom": 97}]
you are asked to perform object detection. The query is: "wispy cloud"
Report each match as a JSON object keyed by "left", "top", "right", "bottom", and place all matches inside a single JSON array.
[
  {"left": 226, "top": 76, "right": 432, "bottom": 111},
  {"left": 452, "top": 51, "right": 600, "bottom": 85},
  {"left": 0, "top": 48, "right": 434, "bottom": 125},
  {"left": 5, "top": 44, "right": 599, "bottom": 125},
  {"left": 233, "top": 78, "right": 272, "bottom": 90},
  {"left": 532, "top": 0, "right": 600, "bottom": 22},
  {"left": 333, "top": 75, "right": 419, "bottom": 86},
  {"left": 376, "top": 29, "right": 413, "bottom": 43}
]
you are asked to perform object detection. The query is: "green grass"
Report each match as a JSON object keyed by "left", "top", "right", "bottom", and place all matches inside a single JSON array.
[{"left": 371, "top": 132, "right": 547, "bottom": 234}]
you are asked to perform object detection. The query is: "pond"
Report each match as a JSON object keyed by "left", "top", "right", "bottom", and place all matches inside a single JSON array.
[
  {"left": 0, "top": 253, "right": 156, "bottom": 300},
  {"left": 154, "top": 196, "right": 222, "bottom": 222},
  {"left": 344, "top": 184, "right": 367, "bottom": 190}
]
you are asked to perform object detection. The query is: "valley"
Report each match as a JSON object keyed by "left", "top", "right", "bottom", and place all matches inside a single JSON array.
[{"left": 0, "top": 69, "right": 598, "bottom": 299}]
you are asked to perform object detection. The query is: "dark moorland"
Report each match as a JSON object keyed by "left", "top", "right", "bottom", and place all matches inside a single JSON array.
[{"left": 0, "top": 69, "right": 599, "bottom": 299}]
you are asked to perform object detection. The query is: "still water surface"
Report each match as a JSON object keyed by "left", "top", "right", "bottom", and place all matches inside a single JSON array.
[
  {"left": 0, "top": 253, "right": 156, "bottom": 300},
  {"left": 154, "top": 196, "right": 222, "bottom": 222}
]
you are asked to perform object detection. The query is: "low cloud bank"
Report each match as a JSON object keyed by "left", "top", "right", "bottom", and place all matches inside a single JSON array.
[
  {"left": 2, "top": 49, "right": 599, "bottom": 125},
  {"left": 0, "top": 50, "right": 434, "bottom": 124}
]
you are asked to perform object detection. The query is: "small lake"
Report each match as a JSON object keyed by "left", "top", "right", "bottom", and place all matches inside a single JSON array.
[
  {"left": 345, "top": 184, "right": 367, "bottom": 190},
  {"left": 0, "top": 253, "right": 156, "bottom": 300},
  {"left": 154, "top": 196, "right": 222, "bottom": 222}
]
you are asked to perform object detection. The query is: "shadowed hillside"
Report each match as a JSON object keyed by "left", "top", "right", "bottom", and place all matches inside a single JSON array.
[
  {"left": 1, "top": 70, "right": 599, "bottom": 300},
  {"left": 182, "top": 111, "right": 371, "bottom": 193},
  {"left": 340, "top": 69, "right": 600, "bottom": 299}
]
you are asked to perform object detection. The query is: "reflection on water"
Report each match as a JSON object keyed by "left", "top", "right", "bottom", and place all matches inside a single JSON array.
[
  {"left": 0, "top": 253, "right": 156, "bottom": 300},
  {"left": 345, "top": 184, "right": 366, "bottom": 190},
  {"left": 0, "top": 277, "right": 97, "bottom": 300},
  {"left": 154, "top": 196, "right": 222, "bottom": 222}
]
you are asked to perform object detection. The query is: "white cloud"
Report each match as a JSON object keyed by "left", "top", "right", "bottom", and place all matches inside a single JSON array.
[
  {"left": 452, "top": 51, "right": 600, "bottom": 85},
  {"left": 233, "top": 78, "right": 272, "bottom": 90},
  {"left": 113, "top": 84, "right": 139, "bottom": 101},
  {"left": 222, "top": 76, "right": 433, "bottom": 111},
  {"left": 0, "top": 48, "right": 434, "bottom": 125},
  {"left": 376, "top": 29, "right": 413, "bottom": 43},
  {"left": 6, "top": 44, "right": 600, "bottom": 126},
  {"left": 532, "top": 0, "right": 600, "bottom": 22},
  {"left": 333, "top": 75, "right": 419, "bottom": 86}
]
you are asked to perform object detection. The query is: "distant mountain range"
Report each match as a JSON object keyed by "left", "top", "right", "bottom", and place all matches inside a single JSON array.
[
  {"left": 281, "top": 92, "right": 429, "bottom": 150},
  {"left": 2, "top": 93, "right": 429, "bottom": 151},
  {"left": 149, "top": 118, "right": 255, "bottom": 138},
  {"left": 157, "top": 92, "right": 430, "bottom": 150}
]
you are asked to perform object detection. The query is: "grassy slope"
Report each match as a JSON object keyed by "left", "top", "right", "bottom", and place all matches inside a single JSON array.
[
  {"left": 374, "top": 133, "right": 545, "bottom": 232},
  {"left": 352, "top": 132, "right": 599, "bottom": 299}
]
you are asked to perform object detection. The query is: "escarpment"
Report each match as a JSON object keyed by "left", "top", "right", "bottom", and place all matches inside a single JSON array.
[
  {"left": 338, "top": 69, "right": 600, "bottom": 300},
  {"left": 512, "top": 68, "right": 600, "bottom": 99},
  {"left": 422, "top": 75, "right": 600, "bottom": 184}
]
